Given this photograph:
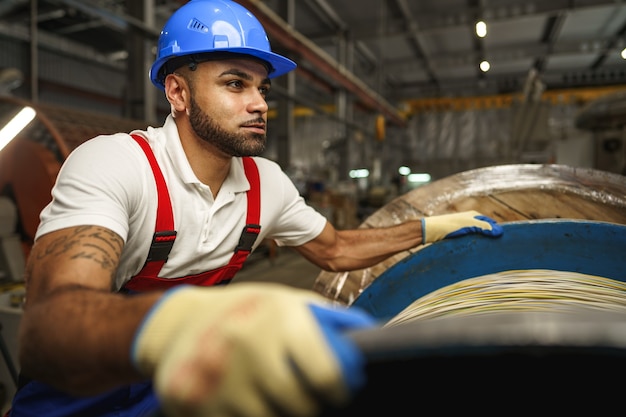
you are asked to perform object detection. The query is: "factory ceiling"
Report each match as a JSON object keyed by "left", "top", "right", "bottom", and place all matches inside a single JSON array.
[{"left": 1, "top": 0, "right": 625, "bottom": 124}]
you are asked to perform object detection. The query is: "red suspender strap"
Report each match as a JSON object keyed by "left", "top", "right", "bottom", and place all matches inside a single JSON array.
[
  {"left": 130, "top": 134, "right": 177, "bottom": 277},
  {"left": 228, "top": 156, "right": 261, "bottom": 269},
  {"left": 123, "top": 145, "right": 261, "bottom": 291}
]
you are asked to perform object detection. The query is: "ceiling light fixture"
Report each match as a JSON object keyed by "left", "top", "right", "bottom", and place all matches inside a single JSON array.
[
  {"left": 0, "top": 106, "right": 36, "bottom": 153},
  {"left": 408, "top": 173, "right": 431, "bottom": 183},
  {"left": 349, "top": 168, "right": 370, "bottom": 179},
  {"left": 398, "top": 166, "right": 411, "bottom": 176},
  {"left": 480, "top": 60, "right": 491, "bottom": 72},
  {"left": 476, "top": 21, "right": 487, "bottom": 38}
]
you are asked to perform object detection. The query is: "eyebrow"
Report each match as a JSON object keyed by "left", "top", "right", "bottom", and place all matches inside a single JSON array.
[{"left": 219, "top": 69, "right": 271, "bottom": 87}]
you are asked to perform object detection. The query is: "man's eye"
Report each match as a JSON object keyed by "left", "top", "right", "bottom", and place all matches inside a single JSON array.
[
  {"left": 228, "top": 80, "right": 243, "bottom": 88},
  {"left": 259, "top": 84, "right": 271, "bottom": 96}
]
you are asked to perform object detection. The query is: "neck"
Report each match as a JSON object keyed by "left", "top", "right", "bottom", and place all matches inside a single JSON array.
[{"left": 176, "top": 120, "right": 231, "bottom": 198}]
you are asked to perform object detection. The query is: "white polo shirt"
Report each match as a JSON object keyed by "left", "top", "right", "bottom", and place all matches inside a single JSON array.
[{"left": 36, "top": 115, "right": 327, "bottom": 290}]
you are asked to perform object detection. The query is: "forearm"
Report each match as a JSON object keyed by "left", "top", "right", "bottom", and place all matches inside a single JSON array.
[
  {"left": 18, "top": 285, "right": 162, "bottom": 395},
  {"left": 298, "top": 220, "right": 423, "bottom": 272}
]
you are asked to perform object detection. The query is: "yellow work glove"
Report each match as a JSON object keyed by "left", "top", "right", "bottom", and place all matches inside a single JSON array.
[
  {"left": 131, "top": 283, "right": 375, "bottom": 417},
  {"left": 421, "top": 210, "right": 503, "bottom": 244}
]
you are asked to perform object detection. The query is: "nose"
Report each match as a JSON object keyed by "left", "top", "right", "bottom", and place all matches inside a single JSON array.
[{"left": 248, "top": 90, "right": 268, "bottom": 114}]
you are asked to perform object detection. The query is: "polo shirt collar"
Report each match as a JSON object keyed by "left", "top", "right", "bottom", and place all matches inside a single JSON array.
[{"left": 161, "top": 115, "right": 250, "bottom": 194}]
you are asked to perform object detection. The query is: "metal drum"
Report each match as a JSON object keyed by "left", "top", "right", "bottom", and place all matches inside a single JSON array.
[{"left": 321, "top": 220, "right": 626, "bottom": 415}]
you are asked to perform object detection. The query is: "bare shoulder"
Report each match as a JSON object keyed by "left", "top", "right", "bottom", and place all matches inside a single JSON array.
[{"left": 26, "top": 226, "right": 124, "bottom": 299}]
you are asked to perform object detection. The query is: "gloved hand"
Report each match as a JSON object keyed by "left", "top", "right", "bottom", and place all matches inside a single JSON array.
[
  {"left": 421, "top": 210, "right": 503, "bottom": 244},
  {"left": 132, "top": 283, "right": 376, "bottom": 417}
]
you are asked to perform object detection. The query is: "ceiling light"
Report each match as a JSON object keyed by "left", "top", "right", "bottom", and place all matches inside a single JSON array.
[
  {"left": 408, "top": 173, "right": 431, "bottom": 183},
  {"left": 476, "top": 21, "right": 487, "bottom": 38},
  {"left": 349, "top": 169, "right": 369, "bottom": 179},
  {"left": 398, "top": 166, "right": 411, "bottom": 176},
  {"left": 480, "top": 60, "right": 491, "bottom": 72},
  {"left": 621, "top": 47, "right": 626, "bottom": 60},
  {"left": 0, "top": 106, "right": 36, "bottom": 153}
]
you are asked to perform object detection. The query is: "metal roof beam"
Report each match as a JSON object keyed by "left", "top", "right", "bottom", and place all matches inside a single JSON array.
[{"left": 237, "top": 0, "right": 406, "bottom": 128}]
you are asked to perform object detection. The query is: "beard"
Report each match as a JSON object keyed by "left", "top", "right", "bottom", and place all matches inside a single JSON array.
[{"left": 188, "top": 95, "right": 266, "bottom": 157}]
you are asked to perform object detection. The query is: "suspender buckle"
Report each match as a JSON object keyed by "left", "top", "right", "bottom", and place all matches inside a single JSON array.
[
  {"left": 235, "top": 224, "right": 261, "bottom": 252},
  {"left": 146, "top": 230, "right": 177, "bottom": 262}
]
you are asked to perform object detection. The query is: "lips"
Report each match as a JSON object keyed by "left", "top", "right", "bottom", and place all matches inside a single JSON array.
[{"left": 242, "top": 123, "right": 266, "bottom": 134}]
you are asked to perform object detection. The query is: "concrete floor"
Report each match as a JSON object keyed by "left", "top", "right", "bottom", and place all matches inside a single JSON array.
[{"left": 233, "top": 245, "right": 322, "bottom": 290}]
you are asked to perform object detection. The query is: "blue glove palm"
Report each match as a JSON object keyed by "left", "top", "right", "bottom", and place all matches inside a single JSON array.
[
  {"left": 444, "top": 214, "right": 502, "bottom": 239},
  {"left": 421, "top": 210, "right": 503, "bottom": 244}
]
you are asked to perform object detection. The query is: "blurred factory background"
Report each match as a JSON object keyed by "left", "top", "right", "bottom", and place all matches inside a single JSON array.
[
  {"left": 0, "top": 0, "right": 624, "bottom": 233},
  {"left": 0, "top": 1, "right": 625, "bottom": 206},
  {"left": 0, "top": 0, "right": 625, "bottom": 412}
]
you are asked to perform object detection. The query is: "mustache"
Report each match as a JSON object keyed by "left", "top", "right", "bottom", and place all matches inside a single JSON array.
[{"left": 241, "top": 117, "right": 265, "bottom": 126}]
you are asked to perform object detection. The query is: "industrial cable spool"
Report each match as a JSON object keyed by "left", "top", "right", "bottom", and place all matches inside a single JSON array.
[
  {"left": 385, "top": 269, "right": 626, "bottom": 325},
  {"left": 318, "top": 219, "right": 626, "bottom": 415},
  {"left": 315, "top": 165, "right": 626, "bottom": 414},
  {"left": 0, "top": 96, "right": 149, "bottom": 255},
  {"left": 314, "top": 164, "right": 626, "bottom": 305},
  {"left": 352, "top": 219, "right": 625, "bottom": 321}
]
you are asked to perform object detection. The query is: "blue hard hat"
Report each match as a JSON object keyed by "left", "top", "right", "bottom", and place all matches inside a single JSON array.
[{"left": 150, "top": 0, "right": 297, "bottom": 89}]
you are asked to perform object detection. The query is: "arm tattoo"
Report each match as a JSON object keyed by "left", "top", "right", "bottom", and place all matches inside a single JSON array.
[{"left": 39, "top": 226, "right": 123, "bottom": 274}]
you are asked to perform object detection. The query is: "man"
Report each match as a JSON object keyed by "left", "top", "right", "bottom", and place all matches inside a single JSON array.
[{"left": 10, "top": 1, "right": 503, "bottom": 416}]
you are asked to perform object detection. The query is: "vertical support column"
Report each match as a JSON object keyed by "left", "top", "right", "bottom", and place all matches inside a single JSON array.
[
  {"left": 29, "top": 0, "right": 38, "bottom": 102},
  {"left": 125, "top": 0, "right": 156, "bottom": 123},
  {"left": 275, "top": 72, "right": 295, "bottom": 169},
  {"left": 336, "top": 34, "right": 355, "bottom": 184},
  {"left": 273, "top": 0, "right": 296, "bottom": 170}
]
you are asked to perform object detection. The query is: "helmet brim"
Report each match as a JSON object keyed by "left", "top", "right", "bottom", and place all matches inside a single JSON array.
[
  {"left": 150, "top": 48, "right": 297, "bottom": 90},
  {"left": 225, "top": 47, "right": 297, "bottom": 79}
]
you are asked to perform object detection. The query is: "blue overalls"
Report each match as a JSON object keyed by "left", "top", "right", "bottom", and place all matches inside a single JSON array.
[{"left": 8, "top": 135, "right": 261, "bottom": 416}]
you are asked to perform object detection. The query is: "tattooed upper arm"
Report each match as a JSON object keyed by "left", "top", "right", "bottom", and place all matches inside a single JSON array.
[{"left": 25, "top": 226, "right": 124, "bottom": 300}]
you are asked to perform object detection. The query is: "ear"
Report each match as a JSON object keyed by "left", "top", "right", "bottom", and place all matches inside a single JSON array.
[{"left": 164, "top": 73, "right": 188, "bottom": 113}]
